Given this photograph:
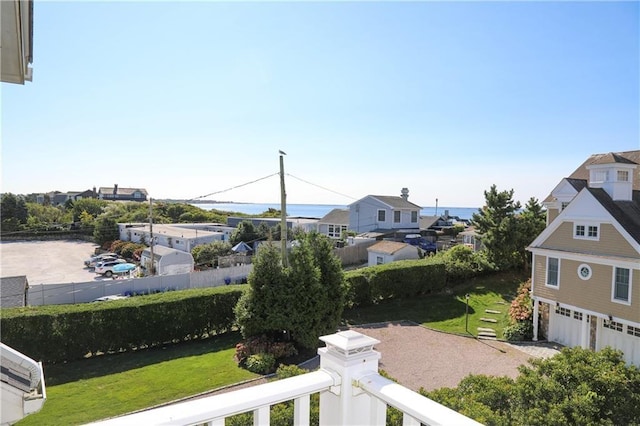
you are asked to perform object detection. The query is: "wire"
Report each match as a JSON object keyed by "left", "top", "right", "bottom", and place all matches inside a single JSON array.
[
  {"left": 286, "top": 173, "right": 358, "bottom": 201},
  {"left": 189, "top": 173, "right": 280, "bottom": 201}
]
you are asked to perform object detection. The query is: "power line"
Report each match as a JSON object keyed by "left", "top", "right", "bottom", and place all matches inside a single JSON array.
[
  {"left": 189, "top": 173, "right": 279, "bottom": 201},
  {"left": 286, "top": 173, "right": 358, "bottom": 201}
]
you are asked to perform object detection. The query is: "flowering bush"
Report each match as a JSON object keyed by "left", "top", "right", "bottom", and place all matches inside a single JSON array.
[
  {"left": 245, "top": 353, "right": 276, "bottom": 375},
  {"left": 508, "top": 280, "right": 532, "bottom": 322}
]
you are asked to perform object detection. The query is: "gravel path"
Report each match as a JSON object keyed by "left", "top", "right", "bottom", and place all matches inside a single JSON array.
[
  {"left": 350, "top": 321, "right": 560, "bottom": 391},
  {"left": 198, "top": 321, "right": 561, "bottom": 400}
]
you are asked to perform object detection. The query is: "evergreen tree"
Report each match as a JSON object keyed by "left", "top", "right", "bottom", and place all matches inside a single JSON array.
[
  {"left": 1, "top": 193, "right": 28, "bottom": 231},
  {"left": 93, "top": 216, "right": 119, "bottom": 246},
  {"left": 471, "top": 185, "right": 522, "bottom": 270},
  {"left": 235, "top": 231, "right": 346, "bottom": 349}
]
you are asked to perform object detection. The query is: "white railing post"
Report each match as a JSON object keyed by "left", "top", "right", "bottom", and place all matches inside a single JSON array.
[{"left": 318, "top": 330, "right": 381, "bottom": 426}]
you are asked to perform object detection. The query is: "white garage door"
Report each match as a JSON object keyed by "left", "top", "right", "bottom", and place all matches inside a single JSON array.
[
  {"left": 599, "top": 321, "right": 640, "bottom": 366},
  {"left": 549, "top": 306, "right": 583, "bottom": 347}
]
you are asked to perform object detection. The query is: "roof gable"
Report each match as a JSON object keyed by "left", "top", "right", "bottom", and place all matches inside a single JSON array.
[
  {"left": 350, "top": 194, "right": 421, "bottom": 210},
  {"left": 367, "top": 240, "right": 412, "bottom": 255},
  {"left": 319, "top": 208, "right": 350, "bottom": 224},
  {"left": 530, "top": 188, "right": 640, "bottom": 251}
]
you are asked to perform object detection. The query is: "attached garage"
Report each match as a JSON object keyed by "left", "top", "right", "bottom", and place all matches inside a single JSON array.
[
  {"left": 548, "top": 306, "right": 584, "bottom": 348},
  {"left": 597, "top": 320, "right": 640, "bottom": 366}
]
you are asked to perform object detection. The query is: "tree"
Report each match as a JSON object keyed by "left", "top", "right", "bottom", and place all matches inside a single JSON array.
[
  {"left": 471, "top": 185, "right": 522, "bottom": 270},
  {"left": 514, "top": 197, "right": 546, "bottom": 272},
  {"left": 191, "top": 241, "right": 232, "bottom": 267},
  {"left": 423, "top": 347, "right": 640, "bottom": 426},
  {"left": 230, "top": 220, "right": 262, "bottom": 245},
  {"left": 235, "top": 231, "right": 346, "bottom": 350},
  {"left": 93, "top": 216, "right": 119, "bottom": 246},
  {"left": 71, "top": 198, "right": 108, "bottom": 222},
  {"left": 1, "top": 193, "right": 28, "bottom": 232}
]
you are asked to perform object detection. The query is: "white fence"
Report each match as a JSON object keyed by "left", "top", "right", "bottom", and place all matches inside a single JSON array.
[
  {"left": 27, "top": 265, "right": 253, "bottom": 306},
  {"left": 89, "top": 330, "right": 480, "bottom": 426}
]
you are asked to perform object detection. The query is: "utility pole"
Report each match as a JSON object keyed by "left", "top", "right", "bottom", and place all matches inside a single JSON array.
[
  {"left": 279, "top": 150, "right": 288, "bottom": 267},
  {"left": 149, "top": 197, "right": 155, "bottom": 275}
]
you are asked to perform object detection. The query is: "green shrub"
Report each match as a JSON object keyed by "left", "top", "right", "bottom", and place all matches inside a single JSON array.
[
  {"left": 245, "top": 353, "right": 276, "bottom": 375},
  {"left": 503, "top": 321, "right": 533, "bottom": 341},
  {"left": 0, "top": 285, "right": 247, "bottom": 363}
]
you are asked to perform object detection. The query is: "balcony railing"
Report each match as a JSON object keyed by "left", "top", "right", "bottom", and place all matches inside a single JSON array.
[{"left": 89, "top": 330, "right": 481, "bottom": 426}]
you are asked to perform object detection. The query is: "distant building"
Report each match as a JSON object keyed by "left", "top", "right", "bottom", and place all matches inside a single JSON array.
[
  {"left": 98, "top": 185, "right": 148, "bottom": 202},
  {"left": 349, "top": 188, "right": 421, "bottom": 234}
]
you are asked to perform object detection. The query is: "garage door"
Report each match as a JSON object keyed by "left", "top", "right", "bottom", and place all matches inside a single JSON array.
[
  {"left": 549, "top": 306, "right": 583, "bottom": 347},
  {"left": 599, "top": 321, "right": 640, "bottom": 366}
]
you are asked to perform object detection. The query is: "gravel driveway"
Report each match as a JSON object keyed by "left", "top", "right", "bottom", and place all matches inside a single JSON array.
[{"left": 350, "top": 321, "right": 560, "bottom": 391}]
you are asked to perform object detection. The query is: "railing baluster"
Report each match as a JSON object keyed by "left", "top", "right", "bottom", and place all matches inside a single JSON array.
[
  {"left": 293, "top": 394, "right": 311, "bottom": 426},
  {"left": 402, "top": 414, "right": 420, "bottom": 426},
  {"left": 253, "top": 405, "right": 270, "bottom": 426},
  {"left": 369, "top": 395, "right": 387, "bottom": 426}
]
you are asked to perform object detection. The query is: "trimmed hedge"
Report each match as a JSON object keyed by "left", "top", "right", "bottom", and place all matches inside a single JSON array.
[
  {"left": 345, "top": 260, "right": 446, "bottom": 307},
  {"left": 0, "top": 285, "right": 247, "bottom": 363}
]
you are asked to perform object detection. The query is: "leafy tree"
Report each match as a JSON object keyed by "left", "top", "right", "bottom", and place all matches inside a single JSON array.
[
  {"left": 71, "top": 198, "right": 108, "bottom": 222},
  {"left": 230, "top": 220, "right": 262, "bottom": 245},
  {"left": 235, "top": 231, "right": 346, "bottom": 350},
  {"left": 1, "top": 193, "right": 28, "bottom": 231},
  {"left": 93, "top": 216, "right": 119, "bottom": 246},
  {"left": 191, "top": 241, "right": 232, "bottom": 267},
  {"left": 424, "top": 347, "right": 640, "bottom": 426},
  {"left": 26, "top": 202, "right": 65, "bottom": 227},
  {"left": 471, "top": 185, "right": 522, "bottom": 270}
]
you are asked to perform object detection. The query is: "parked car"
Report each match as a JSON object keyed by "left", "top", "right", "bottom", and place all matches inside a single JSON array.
[
  {"left": 84, "top": 252, "right": 118, "bottom": 268},
  {"left": 94, "top": 259, "right": 127, "bottom": 277},
  {"left": 403, "top": 234, "right": 437, "bottom": 253},
  {"left": 92, "top": 295, "right": 129, "bottom": 302}
]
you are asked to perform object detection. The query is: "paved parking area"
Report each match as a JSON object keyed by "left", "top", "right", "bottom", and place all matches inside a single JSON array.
[{"left": 0, "top": 240, "right": 103, "bottom": 284}]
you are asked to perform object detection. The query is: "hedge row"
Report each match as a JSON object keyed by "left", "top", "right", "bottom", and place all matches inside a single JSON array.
[
  {"left": 345, "top": 260, "right": 446, "bottom": 307},
  {"left": 0, "top": 285, "right": 247, "bottom": 363}
]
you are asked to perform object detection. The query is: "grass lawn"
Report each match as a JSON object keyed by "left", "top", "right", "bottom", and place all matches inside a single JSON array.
[
  {"left": 17, "top": 332, "right": 258, "bottom": 426},
  {"left": 342, "top": 271, "right": 528, "bottom": 338},
  {"left": 17, "top": 271, "right": 527, "bottom": 425}
]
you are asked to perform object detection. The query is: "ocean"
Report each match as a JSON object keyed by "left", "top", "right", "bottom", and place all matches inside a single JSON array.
[{"left": 195, "top": 203, "right": 480, "bottom": 220}]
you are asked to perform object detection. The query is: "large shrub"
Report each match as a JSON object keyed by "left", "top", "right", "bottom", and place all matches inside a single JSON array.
[
  {"left": 438, "top": 245, "right": 494, "bottom": 284},
  {"left": 235, "top": 232, "right": 346, "bottom": 350},
  {"left": 0, "top": 286, "right": 246, "bottom": 363}
]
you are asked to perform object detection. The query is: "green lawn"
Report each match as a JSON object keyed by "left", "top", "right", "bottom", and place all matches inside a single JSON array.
[
  {"left": 18, "top": 271, "right": 526, "bottom": 425},
  {"left": 18, "top": 332, "right": 258, "bottom": 426},
  {"left": 342, "top": 271, "right": 527, "bottom": 338}
]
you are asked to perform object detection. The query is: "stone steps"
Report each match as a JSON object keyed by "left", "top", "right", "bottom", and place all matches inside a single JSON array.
[
  {"left": 480, "top": 317, "right": 498, "bottom": 323},
  {"left": 477, "top": 327, "right": 496, "bottom": 333},
  {"left": 485, "top": 309, "right": 502, "bottom": 314}
]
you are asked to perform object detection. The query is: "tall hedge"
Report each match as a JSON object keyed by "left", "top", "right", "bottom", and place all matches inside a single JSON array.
[
  {"left": 0, "top": 285, "right": 246, "bottom": 363},
  {"left": 345, "top": 260, "right": 446, "bottom": 307}
]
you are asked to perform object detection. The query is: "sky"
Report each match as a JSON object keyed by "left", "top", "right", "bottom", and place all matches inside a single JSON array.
[{"left": 1, "top": 1, "right": 639, "bottom": 208}]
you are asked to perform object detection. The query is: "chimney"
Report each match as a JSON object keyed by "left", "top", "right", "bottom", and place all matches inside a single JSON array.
[
  {"left": 400, "top": 187, "right": 409, "bottom": 201},
  {"left": 113, "top": 184, "right": 118, "bottom": 195},
  {"left": 93, "top": 186, "right": 96, "bottom": 198}
]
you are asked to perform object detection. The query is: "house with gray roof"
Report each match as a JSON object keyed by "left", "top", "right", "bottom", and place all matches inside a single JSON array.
[
  {"left": 529, "top": 150, "right": 640, "bottom": 366},
  {"left": 348, "top": 188, "right": 421, "bottom": 234},
  {"left": 98, "top": 185, "right": 148, "bottom": 202},
  {"left": 318, "top": 208, "right": 350, "bottom": 239}
]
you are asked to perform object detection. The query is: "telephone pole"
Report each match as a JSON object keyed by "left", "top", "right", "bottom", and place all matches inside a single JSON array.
[
  {"left": 279, "top": 150, "right": 288, "bottom": 267},
  {"left": 149, "top": 197, "right": 155, "bottom": 275}
]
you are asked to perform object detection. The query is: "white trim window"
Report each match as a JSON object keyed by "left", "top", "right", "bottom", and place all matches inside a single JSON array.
[
  {"left": 546, "top": 257, "right": 560, "bottom": 287},
  {"left": 393, "top": 211, "right": 401, "bottom": 223},
  {"left": 612, "top": 267, "right": 631, "bottom": 304},
  {"left": 377, "top": 210, "right": 386, "bottom": 222},
  {"left": 574, "top": 223, "right": 599, "bottom": 241},
  {"left": 327, "top": 224, "right": 347, "bottom": 239}
]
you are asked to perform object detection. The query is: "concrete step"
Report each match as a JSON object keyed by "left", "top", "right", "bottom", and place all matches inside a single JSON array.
[
  {"left": 478, "top": 335, "right": 497, "bottom": 341},
  {"left": 485, "top": 309, "right": 502, "bottom": 314},
  {"left": 478, "top": 331, "right": 497, "bottom": 338},
  {"left": 477, "top": 327, "right": 496, "bottom": 333},
  {"left": 480, "top": 317, "right": 498, "bottom": 323}
]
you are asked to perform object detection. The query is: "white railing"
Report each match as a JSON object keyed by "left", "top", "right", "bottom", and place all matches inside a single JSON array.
[{"left": 89, "top": 331, "right": 481, "bottom": 426}]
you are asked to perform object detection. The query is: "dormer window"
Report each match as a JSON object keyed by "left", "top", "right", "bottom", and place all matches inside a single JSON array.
[
  {"left": 592, "top": 170, "right": 609, "bottom": 183},
  {"left": 574, "top": 222, "right": 599, "bottom": 241},
  {"left": 617, "top": 170, "right": 629, "bottom": 182}
]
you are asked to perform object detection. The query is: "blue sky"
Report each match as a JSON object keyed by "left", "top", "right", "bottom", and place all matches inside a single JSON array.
[{"left": 2, "top": 1, "right": 638, "bottom": 207}]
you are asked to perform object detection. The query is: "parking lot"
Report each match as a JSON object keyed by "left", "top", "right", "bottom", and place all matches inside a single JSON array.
[{"left": 0, "top": 240, "right": 106, "bottom": 284}]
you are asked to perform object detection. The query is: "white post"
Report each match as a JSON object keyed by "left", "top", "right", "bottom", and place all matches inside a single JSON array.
[
  {"left": 318, "top": 330, "right": 381, "bottom": 426},
  {"left": 532, "top": 298, "right": 539, "bottom": 342},
  {"left": 580, "top": 312, "right": 589, "bottom": 349}
]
